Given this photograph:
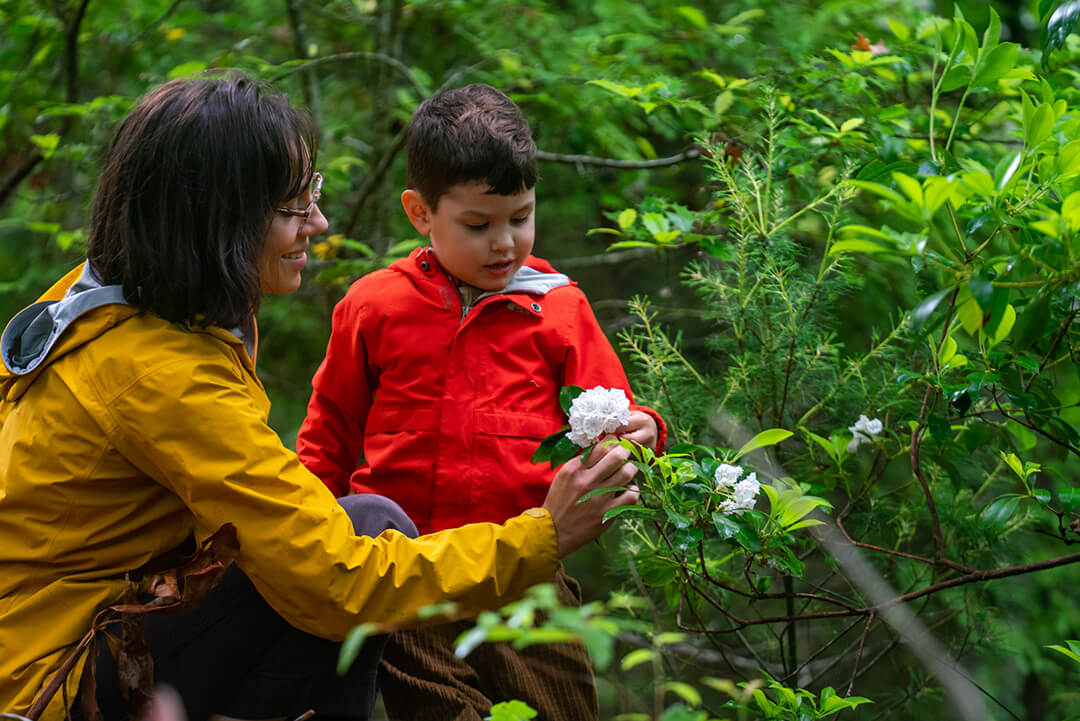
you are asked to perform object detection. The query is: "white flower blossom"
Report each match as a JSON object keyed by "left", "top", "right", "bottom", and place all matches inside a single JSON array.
[
  {"left": 716, "top": 468, "right": 761, "bottom": 514},
  {"left": 714, "top": 463, "right": 743, "bottom": 488},
  {"left": 847, "top": 414, "right": 884, "bottom": 453},
  {"left": 565, "top": 386, "right": 631, "bottom": 447}
]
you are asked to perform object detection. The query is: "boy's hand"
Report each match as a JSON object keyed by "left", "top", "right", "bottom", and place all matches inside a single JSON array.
[
  {"left": 618, "top": 410, "right": 659, "bottom": 450},
  {"left": 542, "top": 437, "right": 638, "bottom": 557}
]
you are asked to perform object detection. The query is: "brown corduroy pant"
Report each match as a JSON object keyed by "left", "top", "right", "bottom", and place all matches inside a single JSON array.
[{"left": 378, "top": 568, "right": 599, "bottom": 721}]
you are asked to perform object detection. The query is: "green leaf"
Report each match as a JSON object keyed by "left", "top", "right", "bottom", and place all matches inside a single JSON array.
[
  {"left": 539, "top": 434, "right": 582, "bottom": 469},
  {"left": 664, "top": 507, "right": 692, "bottom": 529},
  {"left": 617, "top": 208, "right": 637, "bottom": 230},
  {"left": 337, "top": 623, "right": 376, "bottom": 675},
  {"left": 602, "top": 504, "right": 649, "bottom": 522},
  {"left": 982, "top": 6, "right": 1002, "bottom": 49},
  {"left": 1001, "top": 451, "right": 1026, "bottom": 479},
  {"left": 168, "top": 60, "right": 208, "bottom": 78},
  {"left": 888, "top": 20, "right": 910, "bottom": 40},
  {"left": 621, "top": 648, "right": 656, "bottom": 671},
  {"left": 847, "top": 179, "right": 906, "bottom": 205},
  {"left": 1043, "top": 1, "right": 1080, "bottom": 68},
  {"left": 712, "top": 511, "right": 740, "bottom": 540},
  {"left": 732, "top": 429, "right": 793, "bottom": 461},
  {"left": 664, "top": 681, "right": 702, "bottom": 707},
  {"left": 989, "top": 304, "right": 1016, "bottom": 345},
  {"left": 30, "top": 134, "right": 60, "bottom": 158},
  {"left": 940, "top": 63, "right": 973, "bottom": 93},
  {"left": 911, "top": 287, "right": 954, "bottom": 332},
  {"left": 996, "top": 150, "right": 1023, "bottom": 191},
  {"left": 801, "top": 427, "right": 840, "bottom": 464},
  {"left": 486, "top": 700, "right": 538, "bottom": 721},
  {"left": 559, "top": 385, "right": 585, "bottom": 414},
  {"left": 676, "top": 6, "right": 708, "bottom": 29},
  {"left": 982, "top": 495, "right": 1021, "bottom": 528},
  {"left": 973, "top": 43, "right": 1019, "bottom": 88},
  {"left": 840, "top": 117, "right": 865, "bottom": 134},
  {"left": 1026, "top": 103, "right": 1056, "bottom": 147},
  {"left": 1059, "top": 488, "right": 1080, "bottom": 512},
  {"left": 829, "top": 239, "right": 893, "bottom": 255},
  {"left": 713, "top": 90, "right": 734, "bottom": 117},
  {"left": 1047, "top": 642, "right": 1080, "bottom": 664}
]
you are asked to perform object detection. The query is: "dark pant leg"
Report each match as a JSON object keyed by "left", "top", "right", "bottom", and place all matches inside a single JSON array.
[
  {"left": 379, "top": 566, "right": 598, "bottom": 721},
  {"left": 77, "top": 494, "right": 417, "bottom": 721}
]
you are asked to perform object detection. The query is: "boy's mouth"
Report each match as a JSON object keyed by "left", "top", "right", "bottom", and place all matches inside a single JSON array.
[{"left": 485, "top": 260, "right": 514, "bottom": 272}]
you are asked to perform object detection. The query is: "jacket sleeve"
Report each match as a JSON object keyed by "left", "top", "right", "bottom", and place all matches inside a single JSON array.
[
  {"left": 104, "top": 354, "right": 559, "bottom": 640},
  {"left": 561, "top": 290, "right": 668, "bottom": 453},
  {"left": 296, "top": 290, "right": 374, "bottom": 496}
]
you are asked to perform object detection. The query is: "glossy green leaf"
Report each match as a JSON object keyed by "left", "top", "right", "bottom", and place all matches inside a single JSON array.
[
  {"left": 911, "top": 287, "right": 954, "bottom": 332},
  {"left": 1059, "top": 488, "right": 1080, "bottom": 512},
  {"left": 996, "top": 150, "right": 1023, "bottom": 191},
  {"left": 559, "top": 385, "right": 585, "bottom": 414},
  {"left": 982, "top": 495, "right": 1021, "bottom": 528},
  {"left": 732, "top": 428, "right": 793, "bottom": 461},
  {"left": 1043, "top": 1, "right": 1080, "bottom": 68}
]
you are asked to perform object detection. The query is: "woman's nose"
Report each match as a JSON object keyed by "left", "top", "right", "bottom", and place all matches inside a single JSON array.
[{"left": 305, "top": 203, "right": 330, "bottom": 237}]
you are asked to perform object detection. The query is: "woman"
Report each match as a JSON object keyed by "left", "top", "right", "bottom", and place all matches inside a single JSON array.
[{"left": 0, "top": 73, "right": 637, "bottom": 721}]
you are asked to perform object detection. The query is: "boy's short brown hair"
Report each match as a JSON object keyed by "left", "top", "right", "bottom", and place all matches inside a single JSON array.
[{"left": 406, "top": 84, "right": 537, "bottom": 210}]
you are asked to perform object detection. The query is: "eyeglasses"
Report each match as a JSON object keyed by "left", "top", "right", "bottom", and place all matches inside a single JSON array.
[{"left": 275, "top": 172, "right": 323, "bottom": 224}]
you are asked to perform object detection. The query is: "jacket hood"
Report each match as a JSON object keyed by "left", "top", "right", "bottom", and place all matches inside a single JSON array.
[
  {"left": 2, "top": 265, "right": 258, "bottom": 408},
  {"left": 0, "top": 264, "right": 137, "bottom": 406},
  {"left": 2, "top": 263, "right": 126, "bottom": 375}
]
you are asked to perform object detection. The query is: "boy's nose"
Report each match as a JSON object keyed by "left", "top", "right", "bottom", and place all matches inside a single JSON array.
[{"left": 491, "top": 228, "right": 514, "bottom": 251}]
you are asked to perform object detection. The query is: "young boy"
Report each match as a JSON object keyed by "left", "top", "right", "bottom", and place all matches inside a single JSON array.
[{"left": 298, "top": 84, "right": 665, "bottom": 721}]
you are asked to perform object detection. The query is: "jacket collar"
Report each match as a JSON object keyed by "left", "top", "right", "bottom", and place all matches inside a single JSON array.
[{"left": 402, "top": 246, "right": 572, "bottom": 300}]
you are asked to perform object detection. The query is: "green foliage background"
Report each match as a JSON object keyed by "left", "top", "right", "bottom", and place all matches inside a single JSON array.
[{"left": 5, "top": 1, "right": 1080, "bottom": 719}]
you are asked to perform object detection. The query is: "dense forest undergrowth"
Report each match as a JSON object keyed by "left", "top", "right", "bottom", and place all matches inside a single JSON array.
[{"left": 6, "top": 1, "right": 1080, "bottom": 718}]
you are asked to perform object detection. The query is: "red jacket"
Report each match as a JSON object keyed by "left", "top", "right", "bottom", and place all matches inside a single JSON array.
[{"left": 298, "top": 247, "right": 665, "bottom": 534}]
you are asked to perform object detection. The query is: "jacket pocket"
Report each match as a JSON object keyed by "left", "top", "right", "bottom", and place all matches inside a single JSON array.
[
  {"left": 472, "top": 410, "right": 564, "bottom": 524},
  {"left": 365, "top": 405, "right": 439, "bottom": 433}
]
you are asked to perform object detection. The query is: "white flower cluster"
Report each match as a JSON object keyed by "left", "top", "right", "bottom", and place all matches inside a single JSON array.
[
  {"left": 846, "top": 414, "right": 883, "bottom": 453},
  {"left": 714, "top": 463, "right": 761, "bottom": 514},
  {"left": 566, "top": 386, "right": 631, "bottom": 447}
]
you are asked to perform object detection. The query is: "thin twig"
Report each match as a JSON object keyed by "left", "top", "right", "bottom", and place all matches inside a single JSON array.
[{"left": 536, "top": 147, "right": 701, "bottom": 169}]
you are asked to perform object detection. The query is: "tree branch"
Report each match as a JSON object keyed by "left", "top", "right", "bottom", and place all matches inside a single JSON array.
[
  {"left": 536, "top": 147, "right": 701, "bottom": 169},
  {"left": 0, "top": 0, "right": 89, "bottom": 208}
]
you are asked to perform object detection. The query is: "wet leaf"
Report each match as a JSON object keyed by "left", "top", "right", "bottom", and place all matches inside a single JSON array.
[{"left": 1043, "top": 0, "right": 1080, "bottom": 68}]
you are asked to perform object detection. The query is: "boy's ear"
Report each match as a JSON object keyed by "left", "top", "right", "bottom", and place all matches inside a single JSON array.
[{"left": 401, "top": 189, "right": 433, "bottom": 236}]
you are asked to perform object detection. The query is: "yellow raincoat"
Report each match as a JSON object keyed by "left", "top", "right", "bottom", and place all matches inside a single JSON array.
[{"left": 0, "top": 265, "right": 558, "bottom": 721}]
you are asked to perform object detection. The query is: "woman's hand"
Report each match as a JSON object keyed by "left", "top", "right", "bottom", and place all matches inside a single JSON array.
[
  {"left": 618, "top": 410, "right": 659, "bottom": 450},
  {"left": 542, "top": 438, "right": 639, "bottom": 557}
]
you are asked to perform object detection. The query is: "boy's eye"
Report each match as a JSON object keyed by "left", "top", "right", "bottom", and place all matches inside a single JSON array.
[
  {"left": 511, "top": 215, "right": 530, "bottom": 225},
  {"left": 465, "top": 223, "right": 489, "bottom": 231}
]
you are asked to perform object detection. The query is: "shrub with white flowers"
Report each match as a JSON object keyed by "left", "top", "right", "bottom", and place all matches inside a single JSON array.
[
  {"left": 713, "top": 462, "right": 761, "bottom": 514},
  {"left": 566, "top": 386, "right": 631, "bottom": 447},
  {"left": 846, "top": 414, "right": 883, "bottom": 453}
]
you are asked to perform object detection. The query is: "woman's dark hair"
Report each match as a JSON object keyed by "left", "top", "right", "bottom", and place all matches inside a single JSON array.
[
  {"left": 87, "top": 72, "right": 317, "bottom": 328},
  {"left": 406, "top": 83, "right": 537, "bottom": 210}
]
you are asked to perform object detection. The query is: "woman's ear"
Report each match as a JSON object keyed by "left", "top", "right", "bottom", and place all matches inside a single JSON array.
[{"left": 401, "top": 189, "right": 433, "bottom": 236}]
